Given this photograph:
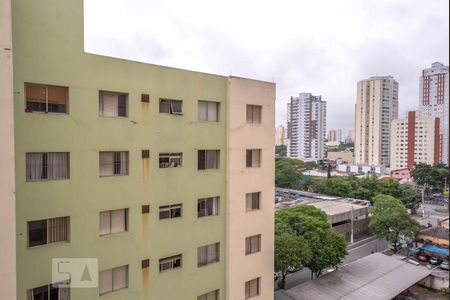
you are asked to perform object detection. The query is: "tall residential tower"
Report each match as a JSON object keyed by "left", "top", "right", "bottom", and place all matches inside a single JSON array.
[
  {"left": 419, "top": 62, "right": 449, "bottom": 165},
  {"left": 7, "top": 0, "right": 275, "bottom": 299},
  {"left": 287, "top": 93, "right": 326, "bottom": 161},
  {"left": 354, "top": 76, "right": 399, "bottom": 166}
]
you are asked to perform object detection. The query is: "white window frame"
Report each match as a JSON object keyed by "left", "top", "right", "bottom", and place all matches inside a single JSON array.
[
  {"left": 26, "top": 281, "right": 70, "bottom": 300},
  {"left": 99, "top": 91, "right": 128, "bottom": 117},
  {"left": 245, "top": 234, "right": 261, "bottom": 255},
  {"left": 197, "top": 197, "right": 219, "bottom": 217},
  {"left": 159, "top": 98, "right": 183, "bottom": 115},
  {"left": 159, "top": 255, "right": 182, "bottom": 272},
  {"left": 159, "top": 153, "right": 182, "bottom": 168},
  {"left": 198, "top": 100, "right": 219, "bottom": 122},
  {"left": 26, "top": 152, "right": 70, "bottom": 181},
  {"left": 99, "top": 208, "right": 128, "bottom": 236},
  {"left": 159, "top": 204, "right": 182, "bottom": 220},
  {"left": 99, "top": 151, "right": 129, "bottom": 176}
]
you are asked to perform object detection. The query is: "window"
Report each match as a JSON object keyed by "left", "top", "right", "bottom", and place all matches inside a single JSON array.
[
  {"left": 198, "top": 101, "right": 219, "bottom": 122},
  {"left": 246, "top": 105, "right": 261, "bottom": 124},
  {"left": 159, "top": 153, "right": 182, "bottom": 168},
  {"left": 26, "top": 152, "right": 69, "bottom": 181},
  {"left": 246, "top": 192, "right": 260, "bottom": 211},
  {"left": 198, "top": 243, "right": 220, "bottom": 267},
  {"left": 99, "top": 209, "right": 128, "bottom": 236},
  {"left": 28, "top": 216, "right": 69, "bottom": 247},
  {"left": 25, "top": 83, "right": 68, "bottom": 113},
  {"left": 197, "top": 197, "right": 219, "bottom": 217},
  {"left": 159, "top": 98, "right": 183, "bottom": 115},
  {"left": 245, "top": 278, "right": 260, "bottom": 299},
  {"left": 246, "top": 149, "right": 261, "bottom": 168},
  {"left": 99, "top": 91, "right": 127, "bottom": 117},
  {"left": 26, "top": 281, "right": 70, "bottom": 300},
  {"left": 159, "top": 204, "right": 182, "bottom": 219},
  {"left": 99, "top": 265, "right": 128, "bottom": 295},
  {"left": 159, "top": 255, "right": 182, "bottom": 272},
  {"left": 198, "top": 150, "right": 219, "bottom": 170},
  {"left": 141, "top": 150, "right": 150, "bottom": 159},
  {"left": 99, "top": 151, "right": 128, "bottom": 176},
  {"left": 141, "top": 94, "right": 150, "bottom": 103},
  {"left": 198, "top": 290, "right": 219, "bottom": 300},
  {"left": 245, "top": 234, "right": 261, "bottom": 255}
]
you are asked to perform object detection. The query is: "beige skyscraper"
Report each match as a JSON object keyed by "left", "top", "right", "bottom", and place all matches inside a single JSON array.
[{"left": 354, "top": 76, "right": 399, "bottom": 166}]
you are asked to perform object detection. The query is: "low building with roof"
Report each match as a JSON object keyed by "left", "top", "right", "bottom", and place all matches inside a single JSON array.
[
  {"left": 419, "top": 227, "right": 449, "bottom": 247},
  {"left": 285, "top": 253, "right": 431, "bottom": 300}
]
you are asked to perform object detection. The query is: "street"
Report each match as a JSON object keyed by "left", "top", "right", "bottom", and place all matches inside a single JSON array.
[
  {"left": 413, "top": 203, "right": 449, "bottom": 227},
  {"left": 275, "top": 238, "right": 388, "bottom": 300}
]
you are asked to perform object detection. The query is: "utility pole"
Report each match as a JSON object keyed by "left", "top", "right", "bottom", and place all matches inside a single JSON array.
[
  {"left": 421, "top": 182, "right": 427, "bottom": 218},
  {"left": 350, "top": 206, "right": 354, "bottom": 244}
]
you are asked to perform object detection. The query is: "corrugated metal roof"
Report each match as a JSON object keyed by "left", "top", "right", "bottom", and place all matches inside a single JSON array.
[{"left": 286, "top": 253, "right": 431, "bottom": 300}]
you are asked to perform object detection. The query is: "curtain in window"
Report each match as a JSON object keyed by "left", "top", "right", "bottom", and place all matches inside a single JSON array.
[
  {"left": 48, "top": 86, "right": 67, "bottom": 105},
  {"left": 246, "top": 105, "right": 253, "bottom": 123},
  {"left": 248, "top": 279, "right": 259, "bottom": 296},
  {"left": 246, "top": 193, "right": 253, "bottom": 210},
  {"left": 48, "top": 217, "right": 68, "bottom": 243},
  {"left": 101, "top": 92, "right": 119, "bottom": 116},
  {"left": 27, "top": 153, "right": 44, "bottom": 180},
  {"left": 252, "top": 106, "right": 261, "bottom": 123},
  {"left": 99, "top": 269, "right": 113, "bottom": 295},
  {"left": 113, "top": 266, "right": 128, "bottom": 290},
  {"left": 26, "top": 84, "right": 46, "bottom": 103},
  {"left": 206, "top": 150, "right": 218, "bottom": 169},
  {"left": 207, "top": 244, "right": 218, "bottom": 263},
  {"left": 100, "top": 152, "right": 114, "bottom": 176},
  {"left": 110, "top": 209, "right": 126, "bottom": 233},
  {"left": 58, "top": 284, "right": 70, "bottom": 300},
  {"left": 99, "top": 211, "right": 111, "bottom": 235},
  {"left": 198, "top": 246, "right": 207, "bottom": 266},
  {"left": 251, "top": 235, "right": 260, "bottom": 252},
  {"left": 252, "top": 150, "right": 261, "bottom": 167},
  {"left": 207, "top": 102, "right": 218, "bottom": 121},
  {"left": 198, "top": 101, "right": 208, "bottom": 121},
  {"left": 119, "top": 152, "right": 128, "bottom": 175},
  {"left": 47, "top": 152, "right": 68, "bottom": 179}
]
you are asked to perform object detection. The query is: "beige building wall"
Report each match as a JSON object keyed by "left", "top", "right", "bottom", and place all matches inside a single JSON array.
[
  {"left": 226, "top": 77, "right": 275, "bottom": 300},
  {"left": 327, "top": 151, "right": 354, "bottom": 163},
  {"left": 390, "top": 113, "right": 436, "bottom": 169},
  {"left": 0, "top": 0, "right": 16, "bottom": 298}
]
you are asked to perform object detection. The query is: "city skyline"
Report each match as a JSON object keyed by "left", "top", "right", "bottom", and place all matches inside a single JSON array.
[{"left": 84, "top": 0, "right": 449, "bottom": 133}]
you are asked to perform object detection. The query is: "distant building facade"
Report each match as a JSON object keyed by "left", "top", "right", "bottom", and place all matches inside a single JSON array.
[
  {"left": 390, "top": 111, "right": 440, "bottom": 170},
  {"left": 287, "top": 93, "right": 326, "bottom": 161},
  {"left": 327, "top": 129, "right": 337, "bottom": 142},
  {"left": 354, "top": 76, "right": 399, "bottom": 167},
  {"left": 275, "top": 125, "right": 287, "bottom": 145},
  {"left": 419, "top": 62, "right": 449, "bottom": 165}
]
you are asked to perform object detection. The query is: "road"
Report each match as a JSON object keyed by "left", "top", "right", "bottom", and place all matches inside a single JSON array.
[
  {"left": 274, "top": 238, "right": 388, "bottom": 300},
  {"left": 414, "top": 203, "right": 449, "bottom": 227}
]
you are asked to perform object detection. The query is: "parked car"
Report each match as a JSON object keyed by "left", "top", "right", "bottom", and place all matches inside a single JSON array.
[
  {"left": 440, "top": 261, "right": 449, "bottom": 270},
  {"left": 274, "top": 272, "right": 281, "bottom": 281},
  {"left": 287, "top": 266, "right": 302, "bottom": 273},
  {"left": 418, "top": 254, "right": 430, "bottom": 262},
  {"left": 429, "top": 257, "right": 442, "bottom": 265}
]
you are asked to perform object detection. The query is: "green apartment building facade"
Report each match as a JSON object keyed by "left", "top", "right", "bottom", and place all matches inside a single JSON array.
[{"left": 5, "top": 0, "right": 275, "bottom": 299}]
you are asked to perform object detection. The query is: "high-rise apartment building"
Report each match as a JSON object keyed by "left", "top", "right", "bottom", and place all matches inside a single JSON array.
[
  {"left": 419, "top": 62, "right": 449, "bottom": 165},
  {"left": 5, "top": 0, "right": 275, "bottom": 299},
  {"left": 275, "top": 125, "right": 287, "bottom": 145},
  {"left": 327, "top": 130, "right": 337, "bottom": 142},
  {"left": 287, "top": 93, "right": 326, "bottom": 161},
  {"left": 354, "top": 76, "right": 399, "bottom": 166},
  {"left": 390, "top": 111, "right": 440, "bottom": 170}
]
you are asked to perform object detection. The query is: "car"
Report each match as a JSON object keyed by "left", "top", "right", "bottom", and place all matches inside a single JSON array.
[
  {"left": 429, "top": 257, "right": 442, "bottom": 265},
  {"left": 274, "top": 272, "right": 281, "bottom": 281},
  {"left": 287, "top": 266, "right": 302, "bottom": 273},
  {"left": 440, "top": 261, "right": 449, "bottom": 270},
  {"left": 418, "top": 255, "right": 430, "bottom": 262}
]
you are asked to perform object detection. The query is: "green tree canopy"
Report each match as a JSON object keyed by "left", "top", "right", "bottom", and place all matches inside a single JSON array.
[
  {"left": 369, "top": 195, "right": 421, "bottom": 252},
  {"left": 275, "top": 157, "right": 306, "bottom": 189},
  {"left": 411, "top": 163, "right": 449, "bottom": 189}
]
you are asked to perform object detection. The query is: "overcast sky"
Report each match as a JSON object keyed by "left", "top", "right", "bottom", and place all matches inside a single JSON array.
[{"left": 84, "top": 0, "right": 449, "bottom": 134}]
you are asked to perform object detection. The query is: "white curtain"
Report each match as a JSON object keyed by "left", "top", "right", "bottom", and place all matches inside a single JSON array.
[
  {"left": 48, "top": 217, "right": 68, "bottom": 243},
  {"left": 110, "top": 209, "right": 126, "bottom": 233},
  {"left": 99, "top": 269, "right": 113, "bottom": 295},
  {"left": 198, "top": 246, "right": 207, "bottom": 266},
  {"left": 207, "top": 102, "right": 218, "bottom": 121},
  {"left": 100, "top": 152, "right": 114, "bottom": 176},
  {"left": 47, "top": 152, "right": 68, "bottom": 179},
  {"left": 246, "top": 193, "right": 253, "bottom": 211},
  {"left": 99, "top": 211, "right": 111, "bottom": 235},
  {"left": 113, "top": 266, "right": 128, "bottom": 290},
  {"left": 198, "top": 101, "right": 208, "bottom": 121},
  {"left": 207, "top": 243, "right": 218, "bottom": 263},
  {"left": 211, "top": 197, "right": 218, "bottom": 215},
  {"left": 119, "top": 152, "right": 128, "bottom": 175},
  {"left": 101, "top": 92, "right": 119, "bottom": 116},
  {"left": 27, "top": 153, "right": 43, "bottom": 180}
]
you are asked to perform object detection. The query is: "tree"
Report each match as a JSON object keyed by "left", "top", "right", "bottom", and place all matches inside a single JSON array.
[
  {"left": 306, "top": 231, "right": 347, "bottom": 279},
  {"left": 275, "top": 205, "right": 347, "bottom": 281},
  {"left": 275, "top": 145, "right": 287, "bottom": 157},
  {"left": 369, "top": 195, "right": 421, "bottom": 252},
  {"left": 275, "top": 157, "right": 305, "bottom": 189},
  {"left": 274, "top": 230, "right": 311, "bottom": 289},
  {"left": 411, "top": 163, "right": 449, "bottom": 189},
  {"left": 398, "top": 185, "right": 421, "bottom": 215}
]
